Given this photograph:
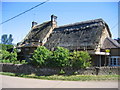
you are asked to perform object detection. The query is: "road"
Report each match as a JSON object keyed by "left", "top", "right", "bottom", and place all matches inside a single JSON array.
[{"left": 0, "top": 75, "right": 118, "bottom": 88}]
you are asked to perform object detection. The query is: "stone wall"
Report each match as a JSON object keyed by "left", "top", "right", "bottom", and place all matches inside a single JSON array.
[{"left": 0, "top": 63, "right": 119, "bottom": 75}]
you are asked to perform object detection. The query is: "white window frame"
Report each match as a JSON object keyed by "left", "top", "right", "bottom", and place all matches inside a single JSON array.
[{"left": 108, "top": 56, "right": 120, "bottom": 66}]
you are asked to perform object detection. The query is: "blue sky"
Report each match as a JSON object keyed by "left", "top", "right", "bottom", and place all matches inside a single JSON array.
[{"left": 1, "top": 2, "right": 118, "bottom": 44}]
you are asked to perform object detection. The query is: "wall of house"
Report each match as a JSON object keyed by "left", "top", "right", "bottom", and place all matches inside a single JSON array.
[
  {"left": 96, "top": 26, "right": 111, "bottom": 52},
  {"left": 110, "top": 48, "right": 120, "bottom": 56},
  {"left": 18, "top": 47, "right": 37, "bottom": 61}
]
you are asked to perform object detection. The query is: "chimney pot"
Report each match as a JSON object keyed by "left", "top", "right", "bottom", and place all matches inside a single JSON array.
[{"left": 32, "top": 21, "right": 38, "bottom": 28}]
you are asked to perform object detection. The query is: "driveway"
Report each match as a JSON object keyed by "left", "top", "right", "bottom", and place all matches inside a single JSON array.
[{"left": 0, "top": 75, "right": 118, "bottom": 88}]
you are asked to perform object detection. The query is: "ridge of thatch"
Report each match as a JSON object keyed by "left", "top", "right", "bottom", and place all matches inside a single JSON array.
[{"left": 44, "top": 18, "right": 110, "bottom": 51}]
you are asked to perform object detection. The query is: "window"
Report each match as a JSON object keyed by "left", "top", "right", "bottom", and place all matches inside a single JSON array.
[
  {"left": 109, "top": 56, "right": 120, "bottom": 66},
  {"left": 113, "top": 58, "right": 116, "bottom": 65},
  {"left": 118, "top": 58, "right": 120, "bottom": 65}
]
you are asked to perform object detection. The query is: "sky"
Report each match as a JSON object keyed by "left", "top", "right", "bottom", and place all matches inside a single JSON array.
[{"left": 1, "top": 1, "right": 119, "bottom": 44}]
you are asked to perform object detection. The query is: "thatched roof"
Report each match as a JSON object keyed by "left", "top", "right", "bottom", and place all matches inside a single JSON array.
[
  {"left": 44, "top": 18, "right": 111, "bottom": 50},
  {"left": 18, "top": 18, "right": 111, "bottom": 51},
  {"left": 18, "top": 21, "right": 52, "bottom": 47},
  {"left": 102, "top": 37, "right": 120, "bottom": 49}
]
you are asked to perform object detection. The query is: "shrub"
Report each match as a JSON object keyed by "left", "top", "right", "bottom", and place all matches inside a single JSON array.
[
  {"left": 0, "top": 44, "right": 14, "bottom": 51},
  {"left": 48, "top": 47, "right": 70, "bottom": 68},
  {"left": 59, "top": 69, "right": 65, "bottom": 75},
  {"left": 70, "top": 51, "right": 91, "bottom": 69},
  {"left": 0, "top": 50, "right": 9, "bottom": 60},
  {"left": 30, "top": 46, "right": 91, "bottom": 69},
  {"left": 0, "top": 49, "right": 27, "bottom": 64},
  {"left": 30, "top": 46, "right": 52, "bottom": 67}
]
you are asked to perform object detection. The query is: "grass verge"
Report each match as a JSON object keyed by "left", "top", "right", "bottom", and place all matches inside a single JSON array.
[{"left": 0, "top": 72, "right": 119, "bottom": 81}]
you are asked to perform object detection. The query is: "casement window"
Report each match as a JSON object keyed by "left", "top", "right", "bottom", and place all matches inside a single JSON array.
[{"left": 109, "top": 56, "right": 120, "bottom": 66}]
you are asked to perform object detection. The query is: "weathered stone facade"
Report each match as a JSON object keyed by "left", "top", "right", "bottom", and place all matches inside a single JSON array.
[{"left": 0, "top": 63, "right": 119, "bottom": 75}]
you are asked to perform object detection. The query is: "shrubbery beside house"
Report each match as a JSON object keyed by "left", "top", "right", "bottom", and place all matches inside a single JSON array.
[
  {"left": 0, "top": 44, "right": 91, "bottom": 69},
  {"left": 30, "top": 46, "right": 91, "bottom": 69},
  {"left": 0, "top": 44, "right": 27, "bottom": 64}
]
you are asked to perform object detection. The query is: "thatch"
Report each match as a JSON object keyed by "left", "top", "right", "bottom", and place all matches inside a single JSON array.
[
  {"left": 102, "top": 37, "right": 120, "bottom": 49},
  {"left": 44, "top": 19, "right": 111, "bottom": 51},
  {"left": 21, "top": 21, "right": 52, "bottom": 46},
  {"left": 18, "top": 18, "right": 111, "bottom": 51}
]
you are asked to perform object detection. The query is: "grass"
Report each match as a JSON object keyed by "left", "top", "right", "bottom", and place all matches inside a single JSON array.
[{"left": 0, "top": 72, "right": 119, "bottom": 81}]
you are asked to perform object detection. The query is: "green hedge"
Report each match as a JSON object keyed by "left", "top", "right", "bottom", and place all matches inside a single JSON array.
[{"left": 30, "top": 46, "right": 91, "bottom": 69}]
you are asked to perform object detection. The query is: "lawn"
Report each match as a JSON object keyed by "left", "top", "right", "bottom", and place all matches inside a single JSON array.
[{"left": 0, "top": 72, "right": 119, "bottom": 81}]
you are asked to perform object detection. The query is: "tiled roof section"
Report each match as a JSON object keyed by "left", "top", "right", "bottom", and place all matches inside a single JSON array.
[
  {"left": 45, "top": 18, "right": 110, "bottom": 50},
  {"left": 102, "top": 37, "right": 120, "bottom": 49}
]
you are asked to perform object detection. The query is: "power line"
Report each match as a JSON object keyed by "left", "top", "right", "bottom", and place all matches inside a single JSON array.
[{"left": 0, "top": 0, "right": 50, "bottom": 25}]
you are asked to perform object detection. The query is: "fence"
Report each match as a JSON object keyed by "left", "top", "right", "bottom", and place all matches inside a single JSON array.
[{"left": 0, "top": 63, "right": 119, "bottom": 75}]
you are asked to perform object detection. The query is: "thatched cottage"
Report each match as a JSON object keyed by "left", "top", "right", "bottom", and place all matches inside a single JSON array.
[{"left": 17, "top": 15, "right": 120, "bottom": 66}]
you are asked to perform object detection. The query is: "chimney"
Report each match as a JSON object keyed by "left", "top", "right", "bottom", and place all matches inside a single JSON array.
[
  {"left": 51, "top": 14, "right": 57, "bottom": 22},
  {"left": 51, "top": 15, "right": 57, "bottom": 28},
  {"left": 32, "top": 21, "right": 38, "bottom": 28}
]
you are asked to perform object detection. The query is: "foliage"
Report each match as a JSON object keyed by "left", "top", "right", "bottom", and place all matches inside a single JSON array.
[
  {"left": 48, "top": 47, "right": 70, "bottom": 68},
  {"left": 0, "top": 44, "right": 14, "bottom": 51},
  {"left": 70, "top": 51, "right": 91, "bottom": 69},
  {"left": 30, "top": 46, "right": 91, "bottom": 69},
  {"left": 0, "top": 49, "right": 27, "bottom": 64},
  {"left": 30, "top": 46, "right": 52, "bottom": 67},
  {"left": 1, "top": 34, "right": 8, "bottom": 44},
  {"left": 59, "top": 69, "right": 65, "bottom": 75},
  {"left": 1, "top": 34, "right": 13, "bottom": 45}
]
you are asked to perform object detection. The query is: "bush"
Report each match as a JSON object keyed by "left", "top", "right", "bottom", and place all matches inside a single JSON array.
[
  {"left": 0, "top": 44, "right": 14, "bottom": 51},
  {"left": 70, "top": 51, "right": 91, "bottom": 69},
  {"left": 48, "top": 47, "right": 70, "bottom": 68},
  {"left": 30, "top": 46, "right": 91, "bottom": 69},
  {"left": 59, "top": 69, "right": 65, "bottom": 75},
  {"left": 30, "top": 46, "right": 52, "bottom": 67},
  {"left": 0, "top": 50, "right": 10, "bottom": 60},
  {"left": 0, "top": 49, "right": 27, "bottom": 64}
]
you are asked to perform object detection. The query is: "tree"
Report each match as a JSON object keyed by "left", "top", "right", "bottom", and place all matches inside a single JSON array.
[
  {"left": 1, "top": 34, "right": 13, "bottom": 45},
  {"left": 1, "top": 34, "right": 8, "bottom": 44},
  {"left": 115, "top": 38, "right": 120, "bottom": 44},
  {"left": 70, "top": 51, "right": 91, "bottom": 69},
  {"left": 7, "top": 34, "right": 13, "bottom": 45}
]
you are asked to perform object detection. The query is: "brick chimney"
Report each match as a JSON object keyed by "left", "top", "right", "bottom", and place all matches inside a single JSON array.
[
  {"left": 51, "top": 14, "right": 57, "bottom": 28},
  {"left": 32, "top": 21, "right": 38, "bottom": 28}
]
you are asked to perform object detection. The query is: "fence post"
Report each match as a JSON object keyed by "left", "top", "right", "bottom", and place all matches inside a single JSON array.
[{"left": 95, "top": 67, "right": 100, "bottom": 75}]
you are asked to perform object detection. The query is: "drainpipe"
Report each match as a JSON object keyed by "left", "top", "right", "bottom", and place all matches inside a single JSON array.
[{"left": 99, "top": 55, "right": 101, "bottom": 67}]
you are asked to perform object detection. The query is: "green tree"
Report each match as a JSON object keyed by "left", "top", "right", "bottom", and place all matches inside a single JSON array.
[
  {"left": 1, "top": 34, "right": 13, "bottom": 45},
  {"left": 30, "top": 46, "right": 52, "bottom": 67},
  {"left": 70, "top": 51, "right": 91, "bottom": 69},
  {"left": 1, "top": 34, "right": 8, "bottom": 44}
]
